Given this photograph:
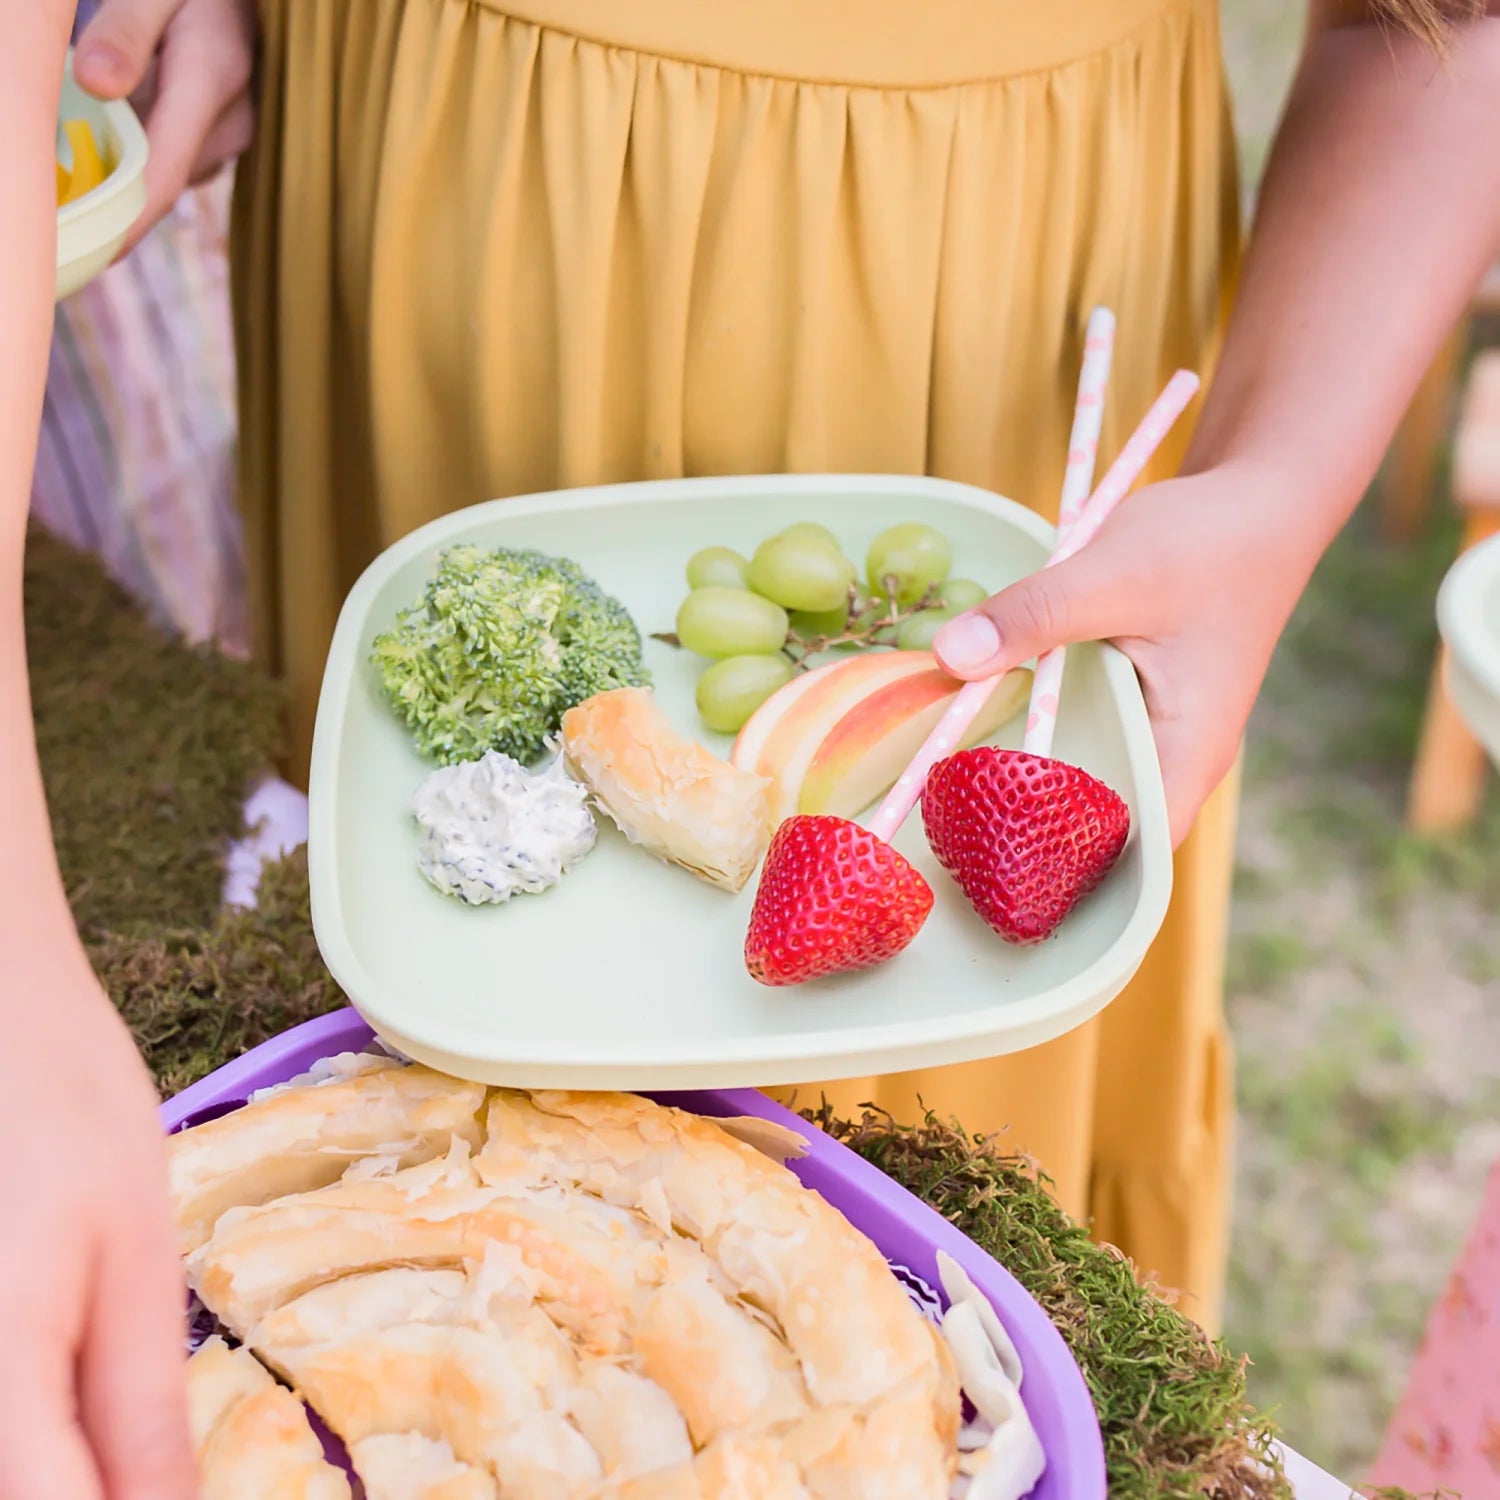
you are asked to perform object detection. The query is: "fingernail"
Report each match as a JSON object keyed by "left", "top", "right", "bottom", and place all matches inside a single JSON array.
[
  {"left": 934, "top": 613, "right": 1001, "bottom": 673},
  {"left": 75, "top": 41, "right": 127, "bottom": 85}
]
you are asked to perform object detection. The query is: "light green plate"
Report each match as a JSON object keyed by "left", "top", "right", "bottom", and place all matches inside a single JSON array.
[
  {"left": 57, "top": 55, "right": 147, "bottom": 301},
  {"left": 1438, "top": 531, "right": 1500, "bottom": 769},
  {"left": 308, "top": 475, "right": 1173, "bottom": 1089}
]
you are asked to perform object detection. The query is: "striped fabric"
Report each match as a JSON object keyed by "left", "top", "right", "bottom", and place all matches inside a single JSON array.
[{"left": 33, "top": 0, "right": 246, "bottom": 650}]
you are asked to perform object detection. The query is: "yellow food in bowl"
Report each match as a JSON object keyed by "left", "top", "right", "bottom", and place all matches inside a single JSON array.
[{"left": 57, "top": 118, "right": 109, "bottom": 207}]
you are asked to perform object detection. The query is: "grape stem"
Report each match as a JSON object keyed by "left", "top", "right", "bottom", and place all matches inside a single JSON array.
[{"left": 651, "top": 576, "right": 950, "bottom": 670}]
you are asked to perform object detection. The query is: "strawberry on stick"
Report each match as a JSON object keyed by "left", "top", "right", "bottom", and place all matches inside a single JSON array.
[
  {"left": 921, "top": 368, "right": 1200, "bottom": 945},
  {"left": 745, "top": 337, "right": 1198, "bottom": 984}
]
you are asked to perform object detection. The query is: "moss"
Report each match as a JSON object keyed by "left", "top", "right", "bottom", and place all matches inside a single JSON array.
[
  {"left": 25, "top": 526, "right": 282, "bottom": 938},
  {"left": 811, "top": 1107, "right": 1292, "bottom": 1500},
  {"left": 87, "top": 850, "right": 346, "bottom": 1099}
]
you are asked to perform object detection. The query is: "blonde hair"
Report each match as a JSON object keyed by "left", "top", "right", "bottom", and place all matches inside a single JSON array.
[{"left": 1376, "top": 0, "right": 1485, "bottom": 47}]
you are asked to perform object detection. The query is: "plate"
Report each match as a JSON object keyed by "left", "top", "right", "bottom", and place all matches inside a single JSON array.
[
  {"left": 56, "top": 54, "right": 148, "bottom": 301},
  {"left": 1438, "top": 530, "right": 1500, "bottom": 768},
  {"left": 160, "top": 1009, "right": 1108, "bottom": 1500},
  {"left": 309, "top": 474, "right": 1173, "bottom": 1089}
]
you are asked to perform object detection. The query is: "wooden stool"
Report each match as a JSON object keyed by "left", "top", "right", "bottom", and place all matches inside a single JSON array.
[
  {"left": 1406, "top": 349, "right": 1500, "bottom": 833},
  {"left": 1380, "top": 262, "right": 1500, "bottom": 544}
]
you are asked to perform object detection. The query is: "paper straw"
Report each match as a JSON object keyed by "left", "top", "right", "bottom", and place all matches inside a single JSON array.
[
  {"left": 867, "top": 366, "right": 1199, "bottom": 846},
  {"left": 1023, "top": 308, "right": 1116, "bottom": 758},
  {"left": 1049, "top": 369, "right": 1200, "bottom": 565}
]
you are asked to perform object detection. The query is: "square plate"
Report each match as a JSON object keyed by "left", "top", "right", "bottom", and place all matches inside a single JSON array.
[{"left": 308, "top": 474, "right": 1172, "bottom": 1089}]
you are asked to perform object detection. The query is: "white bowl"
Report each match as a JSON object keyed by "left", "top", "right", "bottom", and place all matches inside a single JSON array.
[
  {"left": 56, "top": 55, "right": 148, "bottom": 301},
  {"left": 1437, "top": 530, "right": 1500, "bottom": 769},
  {"left": 308, "top": 475, "right": 1174, "bottom": 1091}
]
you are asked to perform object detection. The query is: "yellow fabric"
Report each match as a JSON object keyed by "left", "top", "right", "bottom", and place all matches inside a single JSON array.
[{"left": 233, "top": 0, "right": 1241, "bottom": 1330}]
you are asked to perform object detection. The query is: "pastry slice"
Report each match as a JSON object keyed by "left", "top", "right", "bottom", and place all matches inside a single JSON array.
[
  {"left": 560, "top": 687, "right": 772, "bottom": 892},
  {"left": 190, "top": 1162, "right": 669, "bottom": 1342},
  {"left": 254, "top": 1262, "right": 695, "bottom": 1487},
  {"left": 186, "top": 1336, "right": 351, "bottom": 1499},
  {"left": 479, "top": 1091, "right": 952, "bottom": 1411},
  {"left": 601, "top": 1434, "right": 812, "bottom": 1500},
  {"left": 269, "top": 1321, "right": 604, "bottom": 1498},
  {"left": 170, "top": 1062, "right": 488, "bottom": 1252},
  {"left": 350, "top": 1434, "right": 498, "bottom": 1500}
]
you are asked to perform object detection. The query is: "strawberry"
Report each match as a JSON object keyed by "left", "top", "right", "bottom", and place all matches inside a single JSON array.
[
  {"left": 921, "top": 748, "right": 1130, "bottom": 945},
  {"left": 745, "top": 815, "right": 934, "bottom": 986}
]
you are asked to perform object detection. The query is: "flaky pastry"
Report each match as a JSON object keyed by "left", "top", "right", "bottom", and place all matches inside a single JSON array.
[
  {"left": 171, "top": 1061, "right": 485, "bottom": 1253},
  {"left": 186, "top": 1336, "right": 351, "bottom": 1499},
  {"left": 560, "top": 686, "right": 772, "bottom": 892},
  {"left": 176, "top": 1063, "right": 972, "bottom": 1498}
]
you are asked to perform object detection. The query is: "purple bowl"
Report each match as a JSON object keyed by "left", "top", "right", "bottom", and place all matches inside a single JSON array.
[{"left": 162, "top": 1009, "right": 1106, "bottom": 1500}]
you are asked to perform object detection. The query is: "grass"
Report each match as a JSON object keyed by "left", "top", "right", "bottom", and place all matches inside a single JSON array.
[
  {"left": 1225, "top": 500, "right": 1500, "bottom": 1478},
  {"left": 1216, "top": 6, "right": 1500, "bottom": 1472}
]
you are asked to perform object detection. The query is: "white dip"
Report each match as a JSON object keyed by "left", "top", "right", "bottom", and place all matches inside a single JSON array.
[{"left": 413, "top": 751, "right": 596, "bottom": 905}]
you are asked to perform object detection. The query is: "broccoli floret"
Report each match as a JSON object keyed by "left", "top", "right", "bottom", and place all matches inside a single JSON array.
[{"left": 371, "top": 545, "right": 649, "bottom": 766}]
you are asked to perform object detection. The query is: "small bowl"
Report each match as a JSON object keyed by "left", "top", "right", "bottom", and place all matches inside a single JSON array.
[
  {"left": 1437, "top": 530, "right": 1500, "bottom": 769},
  {"left": 56, "top": 52, "right": 148, "bottom": 301}
]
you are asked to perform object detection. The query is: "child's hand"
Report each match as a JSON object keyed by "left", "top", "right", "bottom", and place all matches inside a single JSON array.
[
  {"left": 74, "top": 0, "right": 257, "bottom": 253},
  {"left": 0, "top": 957, "right": 196, "bottom": 1500},
  {"left": 933, "top": 465, "right": 1313, "bottom": 848}
]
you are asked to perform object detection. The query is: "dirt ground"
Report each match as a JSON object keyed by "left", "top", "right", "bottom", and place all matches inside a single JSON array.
[{"left": 1218, "top": 2, "right": 1500, "bottom": 1478}]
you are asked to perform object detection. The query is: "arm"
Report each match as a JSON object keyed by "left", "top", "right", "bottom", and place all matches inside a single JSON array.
[
  {"left": 1185, "top": 2, "right": 1500, "bottom": 550},
  {"left": 0, "top": 11, "right": 196, "bottom": 1496},
  {"left": 935, "top": 6, "right": 1500, "bottom": 844}
]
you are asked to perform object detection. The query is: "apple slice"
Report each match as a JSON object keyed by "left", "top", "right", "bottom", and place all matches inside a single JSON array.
[
  {"left": 731, "top": 652, "right": 936, "bottom": 823},
  {"left": 798, "top": 666, "right": 1032, "bottom": 819},
  {"left": 730, "top": 664, "right": 831, "bottom": 773}
]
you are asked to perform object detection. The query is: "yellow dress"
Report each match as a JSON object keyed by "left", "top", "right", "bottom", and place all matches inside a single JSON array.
[{"left": 234, "top": 0, "right": 1242, "bottom": 1331}]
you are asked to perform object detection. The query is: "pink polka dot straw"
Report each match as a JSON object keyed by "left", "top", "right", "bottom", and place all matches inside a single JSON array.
[{"left": 866, "top": 358, "right": 1201, "bottom": 846}]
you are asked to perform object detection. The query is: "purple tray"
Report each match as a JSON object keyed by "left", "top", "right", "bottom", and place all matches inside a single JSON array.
[{"left": 162, "top": 1010, "right": 1106, "bottom": 1500}]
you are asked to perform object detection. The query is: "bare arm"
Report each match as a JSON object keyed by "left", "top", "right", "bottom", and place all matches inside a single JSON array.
[
  {"left": 0, "top": 0, "right": 79, "bottom": 965},
  {"left": 1185, "top": 1, "right": 1500, "bottom": 559},
  {"left": 0, "top": 13, "right": 197, "bottom": 1497},
  {"left": 938, "top": 5, "right": 1500, "bottom": 842}
]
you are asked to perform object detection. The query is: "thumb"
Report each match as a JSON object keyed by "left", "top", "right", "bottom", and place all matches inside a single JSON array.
[
  {"left": 74, "top": 0, "right": 179, "bottom": 100},
  {"left": 933, "top": 554, "right": 1109, "bottom": 681}
]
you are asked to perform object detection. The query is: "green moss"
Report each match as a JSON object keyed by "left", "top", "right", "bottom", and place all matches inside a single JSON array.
[
  {"left": 87, "top": 849, "right": 346, "bottom": 1099},
  {"left": 811, "top": 1107, "right": 1291, "bottom": 1500},
  {"left": 26, "top": 526, "right": 282, "bottom": 937}
]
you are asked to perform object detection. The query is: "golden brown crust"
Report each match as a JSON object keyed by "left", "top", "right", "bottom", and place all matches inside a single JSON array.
[
  {"left": 176, "top": 1065, "right": 962, "bottom": 1498},
  {"left": 560, "top": 687, "right": 772, "bottom": 892},
  {"left": 169, "top": 1062, "right": 486, "bottom": 1253},
  {"left": 351, "top": 1434, "right": 499, "bottom": 1500},
  {"left": 478, "top": 1090, "right": 956, "bottom": 1413},
  {"left": 186, "top": 1337, "right": 353, "bottom": 1499}
]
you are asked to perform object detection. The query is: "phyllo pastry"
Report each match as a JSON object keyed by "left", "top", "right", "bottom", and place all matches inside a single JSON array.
[
  {"left": 186, "top": 1336, "right": 351, "bottom": 1499},
  {"left": 560, "top": 687, "right": 772, "bottom": 892}
]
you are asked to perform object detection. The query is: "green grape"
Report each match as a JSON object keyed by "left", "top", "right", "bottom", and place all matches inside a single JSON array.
[
  {"left": 686, "top": 546, "right": 750, "bottom": 590},
  {"left": 676, "top": 586, "right": 790, "bottom": 659},
  {"left": 940, "top": 578, "right": 988, "bottom": 612},
  {"left": 866, "top": 523, "right": 953, "bottom": 606},
  {"left": 895, "top": 606, "right": 957, "bottom": 652},
  {"left": 747, "top": 533, "right": 857, "bottom": 612},
  {"left": 789, "top": 605, "right": 851, "bottom": 639},
  {"left": 695, "top": 654, "right": 796, "bottom": 734},
  {"left": 776, "top": 520, "right": 842, "bottom": 550}
]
